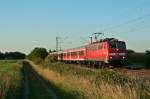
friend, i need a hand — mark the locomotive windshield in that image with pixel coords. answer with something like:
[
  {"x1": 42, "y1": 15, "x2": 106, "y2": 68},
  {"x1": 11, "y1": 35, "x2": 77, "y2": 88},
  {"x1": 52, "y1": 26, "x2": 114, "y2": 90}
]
[{"x1": 109, "y1": 42, "x2": 126, "y2": 49}]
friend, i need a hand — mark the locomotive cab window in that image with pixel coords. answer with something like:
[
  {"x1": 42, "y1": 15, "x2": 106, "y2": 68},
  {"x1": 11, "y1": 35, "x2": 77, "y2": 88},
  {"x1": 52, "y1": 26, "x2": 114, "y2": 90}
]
[
  {"x1": 117, "y1": 42, "x2": 126, "y2": 49},
  {"x1": 109, "y1": 43, "x2": 116, "y2": 49},
  {"x1": 109, "y1": 42, "x2": 126, "y2": 49}
]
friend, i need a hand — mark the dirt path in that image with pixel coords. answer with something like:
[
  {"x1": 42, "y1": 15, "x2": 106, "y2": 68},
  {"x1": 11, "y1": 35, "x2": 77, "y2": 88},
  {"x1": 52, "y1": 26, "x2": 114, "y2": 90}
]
[
  {"x1": 22, "y1": 61, "x2": 59, "y2": 99},
  {"x1": 22, "y1": 64, "x2": 29, "y2": 99}
]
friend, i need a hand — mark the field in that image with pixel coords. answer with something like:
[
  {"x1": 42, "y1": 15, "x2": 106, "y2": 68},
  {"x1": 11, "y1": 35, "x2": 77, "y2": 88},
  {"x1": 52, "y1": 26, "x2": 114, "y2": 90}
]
[
  {"x1": 0, "y1": 60, "x2": 149, "y2": 99},
  {"x1": 0, "y1": 60, "x2": 58, "y2": 99},
  {"x1": 0, "y1": 60, "x2": 22, "y2": 99},
  {"x1": 29, "y1": 60, "x2": 150, "y2": 99}
]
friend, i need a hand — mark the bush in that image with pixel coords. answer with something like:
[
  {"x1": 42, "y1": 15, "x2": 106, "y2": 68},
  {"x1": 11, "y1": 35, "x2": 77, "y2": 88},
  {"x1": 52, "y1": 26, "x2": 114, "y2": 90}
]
[
  {"x1": 44, "y1": 54, "x2": 57, "y2": 63},
  {"x1": 0, "y1": 52, "x2": 26, "y2": 60},
  {"x1": 127, "y1": 52, "x2": 146, "y2": 63},
  {"x1": 94, "y1": 69, "x2": 132, "y2": 85},
  {"x1": 145, "y1": 50, "x2": 150, "y2": 68},
  {"x1": 28, "y1": 47, "x2": 48, "y2": 63}
]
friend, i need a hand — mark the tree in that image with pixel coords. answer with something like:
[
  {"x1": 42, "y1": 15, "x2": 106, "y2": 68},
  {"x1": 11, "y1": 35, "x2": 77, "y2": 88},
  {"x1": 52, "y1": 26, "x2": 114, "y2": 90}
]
[
  {"x1": 49, "y1": 49, "x2": 56, "y2": 53},
  {"x1": 0, "y1": 51, "x2": 25, "y2": 60},
  {"x1": 127, "y1": 49, "x2": 135, "y2": 54},
  {"x1": 0, "y1": 52, "x2": 5, "y2": 59},
  {"x1": 145, "y1": 50, "x2": 150, "y2": 68},
  {"x1": 28, "y1": 47, "x2": 48, "y2": 63}
]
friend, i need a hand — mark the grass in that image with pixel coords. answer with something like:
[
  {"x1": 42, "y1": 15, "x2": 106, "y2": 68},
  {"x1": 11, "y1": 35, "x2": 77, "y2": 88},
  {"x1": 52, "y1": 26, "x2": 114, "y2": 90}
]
[
  {"x1": 29, "y1": 61, "x2": 85, "y2": 99},
  {"x1": 28, "y1": 60, "x2": 150, "y2": 99},
  {"x1": 0, "y1": 60, "x2": 23, "y2": 99}
]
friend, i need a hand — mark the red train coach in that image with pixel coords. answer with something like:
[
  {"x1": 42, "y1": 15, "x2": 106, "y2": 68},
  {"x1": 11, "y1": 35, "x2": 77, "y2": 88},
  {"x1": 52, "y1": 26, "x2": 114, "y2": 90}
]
[
  {"x1": 57, "y1": 38, "x2": 127, "y2": 66},
  {"x1": 58, "y1": 47, "x2": 86, "y2": 61}
]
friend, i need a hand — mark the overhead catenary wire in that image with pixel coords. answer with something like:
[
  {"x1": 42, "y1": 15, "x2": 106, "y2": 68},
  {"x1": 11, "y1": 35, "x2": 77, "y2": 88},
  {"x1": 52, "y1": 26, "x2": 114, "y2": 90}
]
[
  {"x1": 100, "y1": 0, "x2": 150, "y2": 33},
  {"x1": 102, "y1": 13, "x2": 150, "y2": 32}
]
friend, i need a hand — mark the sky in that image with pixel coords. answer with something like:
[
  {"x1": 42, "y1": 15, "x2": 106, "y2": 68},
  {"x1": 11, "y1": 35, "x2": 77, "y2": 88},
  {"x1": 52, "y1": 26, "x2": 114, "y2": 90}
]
[{"x1": 0, "y1": 0, "x2": 150, "y2": 54}]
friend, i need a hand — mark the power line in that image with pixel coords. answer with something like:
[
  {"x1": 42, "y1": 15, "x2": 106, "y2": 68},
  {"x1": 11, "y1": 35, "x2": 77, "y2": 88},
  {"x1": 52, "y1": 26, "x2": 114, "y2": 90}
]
[
  {"x1": 100, "y1": 0, "x2": 150, "y2": 32},
  {"x1": 102, "y1": 13, "x2": 150, "y2": 32}
]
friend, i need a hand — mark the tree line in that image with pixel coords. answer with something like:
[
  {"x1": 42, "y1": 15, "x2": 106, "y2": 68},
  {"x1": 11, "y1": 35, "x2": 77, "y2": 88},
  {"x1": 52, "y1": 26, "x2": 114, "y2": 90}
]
[
  {"x1": 0, "y1": 52, "x2": 26, "y2": 60},
  {"x1": 27, "y1": 47, "x2": 56, "y2": 64}
]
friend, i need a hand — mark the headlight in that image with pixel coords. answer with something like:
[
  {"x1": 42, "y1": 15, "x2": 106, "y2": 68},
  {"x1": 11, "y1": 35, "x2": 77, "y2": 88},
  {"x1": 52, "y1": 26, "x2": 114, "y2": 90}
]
[
  {"x1": 118, "y1": 53, "x2": 126, "y2": 56},
  {"x1": 123, "y1": 56, "x2": 126, "y2": 59}
]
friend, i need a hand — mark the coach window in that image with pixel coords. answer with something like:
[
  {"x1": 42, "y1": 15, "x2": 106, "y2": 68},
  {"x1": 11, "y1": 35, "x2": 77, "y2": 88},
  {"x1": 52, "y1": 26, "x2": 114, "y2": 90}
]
[
  {"x1": 93, "y1": 45, "x2": 96, "y2": 51},
  {"x1": 82, "y1": 51, "x2": 85, "y2": 55},
  {"x1": 67, "y1": 53, "x2": 69, "y2": 56},
  {"x1": 89, "y1": 45, "x2": 92, "y2": 51},
  {"x1": 98, "y1": 43, "x2": 102, "y2": 50},
  {"x1": 96, "y1": 44, "x2": 98, "y2": 50},
  {"x1": 94, "y1": 44, "x2": 97, "y2": 50},
  {"x1": 65, "y1": 53, "x2": 67, "y2": 57},
  {"x1": 79, "y1": 51, "x2": 81, "y2": 55},
  {"x1": 71, "y1": 52, "x2": 76, "y2": 56},
  {"x1": 87, "y1": 46, "x2": 91, "y2": 51},
  {"x1": 71, "y1": 52, "x2": 73, "y2": 56},
  {"x1": 79, "y1": 51, "x2": 84, "y2": 55}
]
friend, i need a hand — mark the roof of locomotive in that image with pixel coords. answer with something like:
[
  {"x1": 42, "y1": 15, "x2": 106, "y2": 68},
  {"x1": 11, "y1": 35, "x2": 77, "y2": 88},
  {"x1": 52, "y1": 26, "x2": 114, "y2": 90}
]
[{"x1": 88, "y1": 38, "x2": 125, "y2": 45}]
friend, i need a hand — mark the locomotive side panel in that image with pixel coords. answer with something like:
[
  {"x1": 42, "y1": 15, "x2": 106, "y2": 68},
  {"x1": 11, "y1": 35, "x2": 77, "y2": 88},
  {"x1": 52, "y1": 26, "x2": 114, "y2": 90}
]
[{"x1": 86, "y1": 42, "x2": 108, "y2": 62}]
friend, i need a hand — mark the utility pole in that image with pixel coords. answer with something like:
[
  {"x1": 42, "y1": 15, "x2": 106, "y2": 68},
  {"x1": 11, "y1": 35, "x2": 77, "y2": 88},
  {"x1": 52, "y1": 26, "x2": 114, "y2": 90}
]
[
  {"x1": 56, "y1": 36, "x2": 68, "y2": 52},
  {"x1": 56, "y1": 36, "x2": 59, "y2": 52},
  {"x1": 89, "y1": 36, "x2": 93, "y2": 44}
]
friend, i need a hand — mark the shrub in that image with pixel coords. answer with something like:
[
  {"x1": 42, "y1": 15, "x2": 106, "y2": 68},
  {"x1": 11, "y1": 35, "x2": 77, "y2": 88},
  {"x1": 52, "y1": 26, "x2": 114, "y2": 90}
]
[
  {"x1": 93, "y1": 69, "x2": 132, "y2": 85},
  {"x1": 44, "y1": 54, "x2": 57, "y2": 64},
  {"x1": 145, "y1": 50, "x2": 150, "y2": 68},
  {"x1": 28, "y1": 47, "x2": 48, "y2": 63}
]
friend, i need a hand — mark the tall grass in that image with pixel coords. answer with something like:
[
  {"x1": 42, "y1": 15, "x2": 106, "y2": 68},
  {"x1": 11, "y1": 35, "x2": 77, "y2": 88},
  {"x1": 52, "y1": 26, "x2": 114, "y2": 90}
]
[
  {"x1": 0, "y1": 60, "x2": 23, "y2": 99},
  {"x1": 28, "y1": 60, "x2": 150, "y2": 99}
]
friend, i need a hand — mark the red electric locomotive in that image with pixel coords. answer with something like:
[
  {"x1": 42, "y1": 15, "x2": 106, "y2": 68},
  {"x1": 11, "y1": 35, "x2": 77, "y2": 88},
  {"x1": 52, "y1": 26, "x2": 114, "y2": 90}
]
[{"x1": 57, "y1": 38, "x2": 127, "y2": 66}]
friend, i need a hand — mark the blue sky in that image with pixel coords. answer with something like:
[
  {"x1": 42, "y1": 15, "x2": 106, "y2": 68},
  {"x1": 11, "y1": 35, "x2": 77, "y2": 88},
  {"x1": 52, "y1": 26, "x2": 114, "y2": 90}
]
[{"x1": 0, "y1": 0, "x2": 150, "y2": 54}]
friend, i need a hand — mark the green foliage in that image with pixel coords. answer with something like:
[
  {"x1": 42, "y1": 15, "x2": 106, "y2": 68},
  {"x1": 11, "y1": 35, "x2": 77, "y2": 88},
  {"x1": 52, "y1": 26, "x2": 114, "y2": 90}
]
[
  {"x1": 42, "y1": 62, "x2": 94, "y2": 77},
  {"x1": 39, "y1": 62, "x2": 150, "y2": 99},
  {"x1": 42, "y1": 62, "x2": 132, "y2": 85},
  {"x1": 127, "y1": 49, "x2": 135, "y2": 54},
  {"x1": 145, "y1": 50, "x2": 150, "y2": 67},
  {"x1": 28, "y1": 47, "x2": 48, "y2": 63},
  {"x1": 93, "y1": 69, "x2": 132, "y2": 85},
  {"x1": 127, "y1": 52, "x2": 146, "y2": 63},
  {"x1": 0, "y1": 52, "x2": 5, "y2": 59},
  {"x1": 44, "y1": 54, "x2": 57, "y2": 63},
  {"x1": 0, "y1": 52, "x2": 25, "y2": 60},
  {"x1": 0, "y1": 60, "x2": 23, "y2": 99}
]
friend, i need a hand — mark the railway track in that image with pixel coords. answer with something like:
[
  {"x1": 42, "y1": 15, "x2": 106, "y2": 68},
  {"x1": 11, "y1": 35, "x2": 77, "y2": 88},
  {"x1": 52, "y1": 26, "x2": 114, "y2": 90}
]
[{"x1": 113, "y1": 67, "x2": 150, "y2": 78}]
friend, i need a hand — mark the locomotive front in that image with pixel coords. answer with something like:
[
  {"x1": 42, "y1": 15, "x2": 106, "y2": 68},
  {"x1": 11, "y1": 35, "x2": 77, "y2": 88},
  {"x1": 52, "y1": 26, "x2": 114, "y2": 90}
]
[{"x1": 108, "y1": 39, "x2": 127, "y2": 64}]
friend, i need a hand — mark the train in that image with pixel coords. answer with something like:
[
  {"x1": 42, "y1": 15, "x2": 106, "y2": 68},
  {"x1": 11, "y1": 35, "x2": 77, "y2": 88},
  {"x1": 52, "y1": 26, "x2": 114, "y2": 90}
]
[{"x1": 57, "y1": 38, "x2": 127, "y2": 67}]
